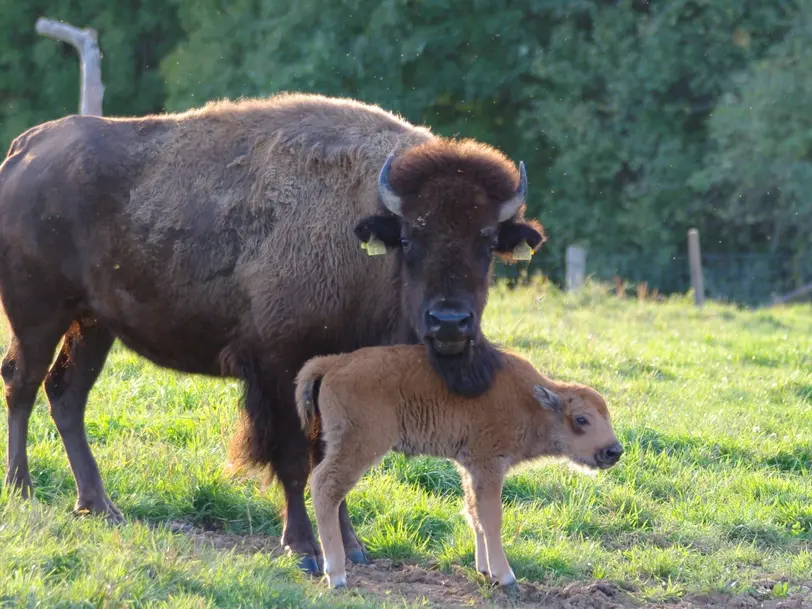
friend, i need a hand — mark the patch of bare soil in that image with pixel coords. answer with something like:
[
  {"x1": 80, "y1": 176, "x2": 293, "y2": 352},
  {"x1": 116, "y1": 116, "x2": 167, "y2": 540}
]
[{"x1": 167, "y1": 522, "x2": 811, "y2": 609}]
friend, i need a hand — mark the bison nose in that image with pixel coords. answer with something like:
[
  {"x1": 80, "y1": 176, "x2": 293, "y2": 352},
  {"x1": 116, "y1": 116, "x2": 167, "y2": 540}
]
[
  {"x1": 426, "y1": 309, "x2": 473, "y2": 337},
  {"x1": 597, "y1": 442, "x2": 624, "y2": 467}
]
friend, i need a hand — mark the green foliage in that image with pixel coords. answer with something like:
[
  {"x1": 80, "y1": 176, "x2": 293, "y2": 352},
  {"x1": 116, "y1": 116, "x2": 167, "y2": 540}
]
[
  {"x1": 692, "y1": 2, "x2": 812, "y2": 258},
  {"x1": 0, "y1": 282, "x2": 810, "y2": 604},
  {"x1": 125, "y1": 0, "x2": 812, "y2": 298},
  {"x1": 161, "y1": 0, "x2": 546, "y2": 161},
  {"x1": 518, "y1": 1, "x2": 799, "y2": 270},
  {"x1": 0, "y1": 0, "x2": 181, "y2": 153},
  {"x1": 2, "y1": 0, "x2": 811, "y2": 302}
]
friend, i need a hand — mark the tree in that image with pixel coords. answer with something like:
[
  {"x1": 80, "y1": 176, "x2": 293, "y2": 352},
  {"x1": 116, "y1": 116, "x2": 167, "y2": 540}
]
[
  {"x1": 0, "y1": 0, "x2": 182, "y2": 153},
  {"x1": 517, "y1": 0, "x2": 799, "y2": 278},
  {"x1": 692, "y1": 2, "x2": 812, "y2": 263}
]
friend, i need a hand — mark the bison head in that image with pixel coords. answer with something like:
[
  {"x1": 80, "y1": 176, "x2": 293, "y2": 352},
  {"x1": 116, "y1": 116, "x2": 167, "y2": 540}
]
[
  {"x1": 354, "y1": 139, "x2": 545, "y2": 397},
  {"x1": 533, "y1": 383, "x2": 623, "y2": 471}
]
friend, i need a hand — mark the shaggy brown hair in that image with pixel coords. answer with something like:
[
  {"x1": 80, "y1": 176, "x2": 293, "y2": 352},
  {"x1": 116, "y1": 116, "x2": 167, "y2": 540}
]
[
  {"x1": 296, "y1": 345, "x2": 622, "y2": 590},
  {"x1": 0, "y1": 92, "x2": 545, "y2": 575}
]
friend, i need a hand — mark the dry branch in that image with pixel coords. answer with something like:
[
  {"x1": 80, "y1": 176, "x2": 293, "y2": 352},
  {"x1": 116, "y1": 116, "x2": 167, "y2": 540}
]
[
  {"x1": 766, "y1": 282, "x2": 812, "y2": 308},
  {"x1": 35, "y1": 17, "x2": 104, "y2": 116}
]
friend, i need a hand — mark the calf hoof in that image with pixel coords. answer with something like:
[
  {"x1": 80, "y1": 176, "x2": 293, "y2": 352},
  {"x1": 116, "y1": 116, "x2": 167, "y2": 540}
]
[
  {"x1": 296, "y1": 554, "x2": 323, "y2": 576},
  {"x1": 346, "y1": 549, "x2": 369, "y2": 565},
  {"x1": 328, "y1": 576, "x2": 348, "y2": 590},
  {"x1": 501, "y1": 581, "x2": 520, "y2": 596}
]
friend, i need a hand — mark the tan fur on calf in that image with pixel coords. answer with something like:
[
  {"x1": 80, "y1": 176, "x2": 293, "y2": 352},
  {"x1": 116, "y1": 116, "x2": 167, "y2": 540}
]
[{"x1": 295, "y1": 345, "x2": 623, "y2": 590}]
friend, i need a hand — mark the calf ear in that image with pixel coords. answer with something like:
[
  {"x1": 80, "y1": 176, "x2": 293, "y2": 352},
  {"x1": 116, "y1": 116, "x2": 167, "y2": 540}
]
[
  {"x1": 496, "y1": 219, "x2": 546, "y2": 262},
  {"x1": 354, "y1": 215, "x2": 402, "y2": 254},
  {"x1": 533, "y1": 385, "x2": 563, "y2": 413}
]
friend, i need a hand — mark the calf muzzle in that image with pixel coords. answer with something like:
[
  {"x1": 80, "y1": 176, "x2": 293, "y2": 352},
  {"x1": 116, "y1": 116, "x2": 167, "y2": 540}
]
[{"x1": 595, "y1": 442, "x2": 623, "y2": 468}]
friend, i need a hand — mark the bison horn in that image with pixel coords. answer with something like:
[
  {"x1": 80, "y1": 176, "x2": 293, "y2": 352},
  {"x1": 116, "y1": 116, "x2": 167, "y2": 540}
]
[
  {"x1": 497, "y1": 161, "x2": 527, "y2": 223},
  {"x1": 377, "y1": 152, "x2": 403, "y2": 217}
]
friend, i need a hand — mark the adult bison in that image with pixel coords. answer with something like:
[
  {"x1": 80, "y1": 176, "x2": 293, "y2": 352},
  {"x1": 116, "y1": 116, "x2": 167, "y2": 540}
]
[{"x1": 0, "y1": 93, "x2": 544, "y2": 573}]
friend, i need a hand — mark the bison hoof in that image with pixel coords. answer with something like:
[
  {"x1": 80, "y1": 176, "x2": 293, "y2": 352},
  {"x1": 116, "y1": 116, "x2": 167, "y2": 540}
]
[
  {"x1": 4, "y1": 473, "x2": 33, "y2": 500},
  {"x1": 74, "y1": 495, "x2": 125, "y2": 525},
  {"x1": 346, "y1": 549, "x2": 369, "y2": 565},
  {"x1": 501, "y1": 581, "x2": 520, "y2": 596},
  {"x1": 297, "y1": 554, "x2": 323, "y2": 576}
]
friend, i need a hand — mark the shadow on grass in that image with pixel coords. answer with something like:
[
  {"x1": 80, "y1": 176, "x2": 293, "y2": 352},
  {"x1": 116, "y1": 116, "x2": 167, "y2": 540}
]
[
  {"x1": 777, "y1": 381, "x2": 812, "y2": 404},
  {"x1": 5, "y1": 460, "x2": 283, "y2": 537},
  {"x1": 625, "y1": 427, "x2": 811, "y2": 474}
]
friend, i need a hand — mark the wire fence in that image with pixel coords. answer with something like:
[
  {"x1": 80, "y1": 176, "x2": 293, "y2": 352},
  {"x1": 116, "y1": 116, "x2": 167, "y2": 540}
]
[
  {"x1": 586, "y1": 252, "x2": 812, "y2": 306},
  {"x1": 495, "y1": 250, "x2": 812, "y2": 307}
]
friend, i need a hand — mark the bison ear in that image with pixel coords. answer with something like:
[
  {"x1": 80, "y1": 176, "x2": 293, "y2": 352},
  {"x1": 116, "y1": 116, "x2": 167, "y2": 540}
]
[
  {"x1": 496, "y1": 219, "x2": 545, "y2": 262},
  {"x1": 354, "y1": 215, "x2": 402, "y2": 254},
  {"x1": 533, "y1": 385, "x2": 563, "y2": 413}
]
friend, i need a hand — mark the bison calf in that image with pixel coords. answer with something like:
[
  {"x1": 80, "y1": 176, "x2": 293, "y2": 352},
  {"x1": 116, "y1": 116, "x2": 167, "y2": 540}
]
[{"x1": 295, "y1": 345, "x2": 623, "y2": 590}]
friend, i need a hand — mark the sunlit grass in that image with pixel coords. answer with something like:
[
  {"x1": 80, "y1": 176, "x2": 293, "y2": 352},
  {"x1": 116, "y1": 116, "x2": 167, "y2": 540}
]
[{"x1": 0, "y1": 279, "x2": 809, "y2": 604}]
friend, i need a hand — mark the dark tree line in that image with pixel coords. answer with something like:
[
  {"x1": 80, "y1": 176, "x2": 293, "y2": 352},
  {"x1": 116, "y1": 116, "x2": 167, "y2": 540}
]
[{"x1": 2, "y1": 0, "x2": 809, "y2": 298}]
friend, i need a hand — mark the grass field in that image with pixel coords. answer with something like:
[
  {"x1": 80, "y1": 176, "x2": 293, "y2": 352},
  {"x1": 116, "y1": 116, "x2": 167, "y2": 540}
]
[{"x1": 0, "y1": 280, "x2": 810, "y2": 608}]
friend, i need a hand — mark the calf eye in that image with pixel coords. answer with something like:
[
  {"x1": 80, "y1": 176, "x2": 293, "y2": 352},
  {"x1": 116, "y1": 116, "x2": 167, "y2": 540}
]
[{"x1": 575, "y1": 416, "x2": 590, "y2": 427}]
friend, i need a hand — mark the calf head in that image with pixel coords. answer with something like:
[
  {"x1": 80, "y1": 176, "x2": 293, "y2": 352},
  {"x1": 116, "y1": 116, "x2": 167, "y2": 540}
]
[
  {"x1": 534, "y1": 384, "x2": 623, "y2": 470},
  {"x1": 354, "y1": 140, "x2": 545, "y2": 397}
]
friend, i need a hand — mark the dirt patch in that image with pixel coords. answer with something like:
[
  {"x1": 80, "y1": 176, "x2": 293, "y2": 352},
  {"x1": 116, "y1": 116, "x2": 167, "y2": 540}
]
[
  {"x1": 349, "y1": 565, "x2": 631, "y2": 609},
  {"x1": 167, "y1": 522, "x2": 811, "y2": 609},
  {"x1": 659, "y1": 592, "x2": 812, "y2": 609}
]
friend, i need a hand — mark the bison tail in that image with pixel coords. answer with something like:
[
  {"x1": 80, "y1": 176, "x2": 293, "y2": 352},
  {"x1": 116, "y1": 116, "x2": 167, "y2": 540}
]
[{"x1": 294, "y1": 355, "x2": 341, "y2": 435}]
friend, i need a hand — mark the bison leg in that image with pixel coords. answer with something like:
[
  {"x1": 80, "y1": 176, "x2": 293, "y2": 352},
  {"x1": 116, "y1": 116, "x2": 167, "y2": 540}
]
[
  {"x1": 3, "y1": 318, "x2": 72, "y2": 498},
  {"x1": 44, "y1": 321, "x2": 119, "y2": 522},
  {"x1": 278, "y1": 456, "x2": 323, "y2": 575},
  {"x1": 241, "y1": 366, "x2": 323, "y2": 574},
  {"x1": 337, "y1": 500, "x2": 369, "y2": 565}
]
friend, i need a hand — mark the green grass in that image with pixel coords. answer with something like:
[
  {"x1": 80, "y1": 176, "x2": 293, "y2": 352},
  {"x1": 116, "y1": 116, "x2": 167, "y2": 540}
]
[{"x1": 0, "y1": 279, "x2": 810, "y2": 606}]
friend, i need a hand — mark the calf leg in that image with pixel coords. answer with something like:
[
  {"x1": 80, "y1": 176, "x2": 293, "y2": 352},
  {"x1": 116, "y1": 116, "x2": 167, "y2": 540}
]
[
  {"x1": 43, "y1": 321, "x2": 118, "y2": 522},
  {"x1": 3, "y1": 318, "x2": 72, "y2": 497},
  {"x1": 310, "y1": 438, "x2": 377, "y2": 590},
  {"x1": 310, "y1": 458, "x2": 350, "y2": 589},
  {"x1": 310, "y1": 431, "x2": 369, "y2": 564},
  {"x1": 459, "y1": 466, "x2": 489, "y2": 576},
  {"x1": 465, "y1": 461, "x2": 516, "y2": 588}
]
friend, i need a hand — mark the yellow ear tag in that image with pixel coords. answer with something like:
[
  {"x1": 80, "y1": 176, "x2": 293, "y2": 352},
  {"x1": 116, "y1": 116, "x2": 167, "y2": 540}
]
[
  {"x1": 360, "y1": 234, "x2": 387, "y2": 256},
  {"x1": 512, "y1": 240, "x2": 533, "y2": 261}
]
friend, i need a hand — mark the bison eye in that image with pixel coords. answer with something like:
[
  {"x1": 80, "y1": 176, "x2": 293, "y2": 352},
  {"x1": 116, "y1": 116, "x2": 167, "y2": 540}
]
[
  {"x1": 400, "y1": 237, "x2": 413, "y2": 253},
  {"x1": 575, "y1": 416, "x2": 590, "y2": 427}
]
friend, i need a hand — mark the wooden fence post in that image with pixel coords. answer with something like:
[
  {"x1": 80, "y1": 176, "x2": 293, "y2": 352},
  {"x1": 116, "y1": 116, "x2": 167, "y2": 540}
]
[
  {"x1": 566, "y1": 245, "x2": 587, "y2": 292},
  {"x1": 687, "y1": 228, "x2": 705, "y2": 307},
  {"x1": 36, "y1": 18, "x2": 104, "y2": 116}
]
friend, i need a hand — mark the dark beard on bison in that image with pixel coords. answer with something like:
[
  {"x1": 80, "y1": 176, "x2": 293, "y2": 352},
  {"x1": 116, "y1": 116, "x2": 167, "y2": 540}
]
[
  {"x1": 426, "y1": 338, "x2": 502, "y2": 398},
  {"x1": 429, "y1": 337, "x2": 469, "y2": 356}
]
